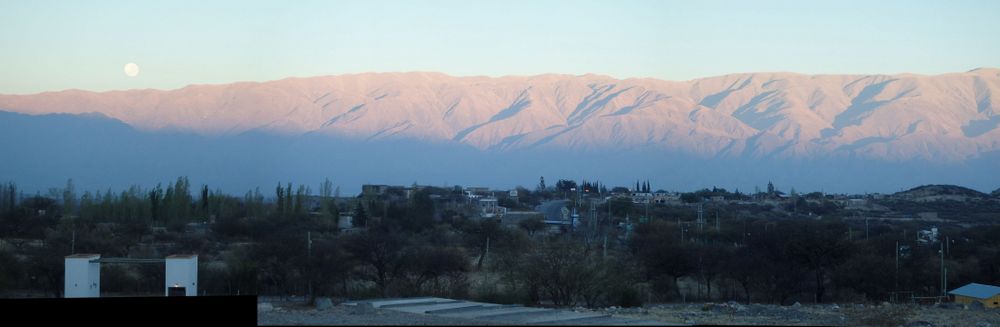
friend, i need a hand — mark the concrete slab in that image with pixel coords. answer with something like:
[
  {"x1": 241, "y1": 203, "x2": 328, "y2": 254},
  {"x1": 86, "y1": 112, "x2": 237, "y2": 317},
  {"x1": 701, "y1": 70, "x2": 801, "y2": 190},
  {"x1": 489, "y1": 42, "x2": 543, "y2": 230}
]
[
  {"x1": 439, "y1": 306, "x2": 550, "y2": 320},
  {"x1": 342, "y1": 297, "x2": 685, "y2": 326},
  {"x1": 391, "y1": 301, "x2": 487, "y2": 314},
  {"x1": 616, "y1": 319, "x2": 685, "y2": 326},
  {"x1": 532, "y1": 316, "x2": 675, "y2": 325},
  {"x1": 369, "y1": 298, "x2": 457, "y2": 308},
  {"x1": 425, "y1": 303, "x2": 506, "y2": 314},
  {"x1": 342, "y1": 297, "x2": 440, "y2": 307},
  {"x1": 434, "y1": 304, "x2": 529, "y2": 317}
]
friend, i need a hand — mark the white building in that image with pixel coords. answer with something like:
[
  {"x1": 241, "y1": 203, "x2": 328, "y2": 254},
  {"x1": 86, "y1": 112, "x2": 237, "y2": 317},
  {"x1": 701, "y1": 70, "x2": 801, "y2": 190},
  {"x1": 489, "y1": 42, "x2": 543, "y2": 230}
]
[
  {"x1": 917, "y1": 227, "x2": 939, "y2": 245},
  {"x1": 165, "y1": 255, "x2": 198, "y2": 296},
  {"x1": 64, "y1": 254, "x2": 100, "y2": 298},
  {"x1": 64, "y1": 253, "x2": 199, "y2": 298},
  {"x1": 338, "y1": 214, "x2": 354, "y2": 230}
]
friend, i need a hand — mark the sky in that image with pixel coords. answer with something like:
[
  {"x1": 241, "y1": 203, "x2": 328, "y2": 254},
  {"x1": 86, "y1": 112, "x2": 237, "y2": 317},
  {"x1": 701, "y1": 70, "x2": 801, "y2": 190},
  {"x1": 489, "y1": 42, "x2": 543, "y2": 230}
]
[{"x1": 1, "y1": 0, "x2": 999, "y2": 94}]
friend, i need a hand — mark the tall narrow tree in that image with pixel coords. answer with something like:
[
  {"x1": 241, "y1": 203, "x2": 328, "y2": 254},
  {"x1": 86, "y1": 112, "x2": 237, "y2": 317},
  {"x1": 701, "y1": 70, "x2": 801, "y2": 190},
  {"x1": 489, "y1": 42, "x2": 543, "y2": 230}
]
[
  {"x1": 62, "y1": 179, "x2": 76, "y2": 216},
  {"x1": 275, "y1": 183, "x2": 285, "y2": 217}
]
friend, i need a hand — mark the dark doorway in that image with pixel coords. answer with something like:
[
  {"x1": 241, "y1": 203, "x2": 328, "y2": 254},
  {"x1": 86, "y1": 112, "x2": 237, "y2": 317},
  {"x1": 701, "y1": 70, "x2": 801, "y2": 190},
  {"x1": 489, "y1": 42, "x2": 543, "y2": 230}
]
[{"x1": 168, "y1": 286, "x2": 186, "y2": 297}]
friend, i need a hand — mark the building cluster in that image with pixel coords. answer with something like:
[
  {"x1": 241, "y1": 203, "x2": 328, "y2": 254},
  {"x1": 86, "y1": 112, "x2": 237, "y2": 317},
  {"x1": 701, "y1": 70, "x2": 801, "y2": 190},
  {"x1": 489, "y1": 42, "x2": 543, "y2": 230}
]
[{"x1": 335, "y1": 184, "x2": 528, "y2": 232}]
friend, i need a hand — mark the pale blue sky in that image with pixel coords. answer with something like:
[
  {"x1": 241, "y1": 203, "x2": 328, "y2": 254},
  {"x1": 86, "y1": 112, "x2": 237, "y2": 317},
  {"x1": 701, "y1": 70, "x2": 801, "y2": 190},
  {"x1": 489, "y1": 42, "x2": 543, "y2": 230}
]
[{"x1": 1, "y1": 0, "x2": 998, "y2": 94}]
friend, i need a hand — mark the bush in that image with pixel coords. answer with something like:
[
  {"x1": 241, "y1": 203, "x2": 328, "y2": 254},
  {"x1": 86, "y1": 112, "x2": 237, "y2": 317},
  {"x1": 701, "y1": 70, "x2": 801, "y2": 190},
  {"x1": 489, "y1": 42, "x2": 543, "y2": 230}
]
[
  {"x1": 473, "y1": 283, "x2": 527, "y2": 305},
  {"x1": 608, "y1": 286, "x2": 643, "y2": 308}
]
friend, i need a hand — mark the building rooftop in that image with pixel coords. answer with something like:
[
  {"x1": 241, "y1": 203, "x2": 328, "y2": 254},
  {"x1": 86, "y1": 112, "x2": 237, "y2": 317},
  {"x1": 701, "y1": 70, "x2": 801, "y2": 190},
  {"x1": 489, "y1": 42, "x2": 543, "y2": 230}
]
[
  {"x1": 65, "y1": 254, "x2": 100, "y2": 258},
  {"x1": 949, "y1": 283, "x2": 1000, "y2": 299},
  {"x1": 166, "y1": 254, "x2": 198, "y2": 259}
]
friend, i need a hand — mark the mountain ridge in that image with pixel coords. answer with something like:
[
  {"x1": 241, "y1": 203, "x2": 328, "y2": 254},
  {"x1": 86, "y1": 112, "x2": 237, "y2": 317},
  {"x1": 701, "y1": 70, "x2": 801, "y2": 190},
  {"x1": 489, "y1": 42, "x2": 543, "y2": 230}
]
[
  {"x1": 2, "y1": 69, "x2": 999, "y2": 162},
  {"x1": 2, "y1": 109, "x2": 999, "y2": 195}
]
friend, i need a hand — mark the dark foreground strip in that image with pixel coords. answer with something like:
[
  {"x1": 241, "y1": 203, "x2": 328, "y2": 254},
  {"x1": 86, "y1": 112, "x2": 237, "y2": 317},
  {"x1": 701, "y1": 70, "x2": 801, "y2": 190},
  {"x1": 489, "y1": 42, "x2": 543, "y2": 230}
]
[{"x1": 0, "y1": 296, "x2": 256, "y2": 326}]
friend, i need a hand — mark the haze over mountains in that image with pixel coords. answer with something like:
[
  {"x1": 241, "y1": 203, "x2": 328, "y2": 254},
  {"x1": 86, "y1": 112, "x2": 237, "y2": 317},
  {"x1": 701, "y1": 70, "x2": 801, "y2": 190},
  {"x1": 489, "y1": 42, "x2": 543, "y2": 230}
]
[{"x1": 2, "y1": 69, "x2": 999, "y2": 194}]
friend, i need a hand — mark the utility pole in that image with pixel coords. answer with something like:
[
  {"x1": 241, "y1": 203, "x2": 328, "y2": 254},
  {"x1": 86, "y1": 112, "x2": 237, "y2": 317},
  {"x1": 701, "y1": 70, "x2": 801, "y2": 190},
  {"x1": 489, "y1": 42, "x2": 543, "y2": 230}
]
[
  {"x1": 697, "y1": 202, "x2": 704, "y2": 232},
  {"x1": 865, "y1": 216, "x2": 869, "y2": 241},
  {"x1": 590, "y1": 201, "x2": 597, "y2": 230},
  {"x1": 945, "y1": 236, "x2": 950, "y2": 258},
  {"x1": 742, "y1": 215, "x2": 747, "y2": 245},
  {"x1": 895, "y1": 241, "x2": 899, "y2": 292},
  {"x1": 484, "y1": 236, "x2": 490, "y2": 267},
  {"x1": 484, "y1": 236, "x2": 491, "y2": 286},
  {"x1": 603, "y1": 234, "x2": 608, "y2": 259},
  {"x1": 71, "y1": 230, "x2": 75, "y2": 254},
  {"x1": 644, "y1": 200, "x2": 649, "y2": 223},
  {"x1": 940, "y1": 241, "x2": 945, "y2": 297},
  {"x1": 944, "y1": 267, "x2": 948, "y2": 298},
  {"x1": 715, "y1": 211, "x2": 720, "y2": 232},
  {"x1": 307, "y1": 231, "x2": 313, "y2": 302}
]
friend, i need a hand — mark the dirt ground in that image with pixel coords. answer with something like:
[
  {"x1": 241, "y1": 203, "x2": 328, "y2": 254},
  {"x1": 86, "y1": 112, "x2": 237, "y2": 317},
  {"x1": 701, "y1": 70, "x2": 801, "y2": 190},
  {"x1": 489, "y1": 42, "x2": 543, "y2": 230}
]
[
  {"x1": 257, "y1": 302, "x2": 501, "y2": 326},
  {"x1": 608, "y1": 302, "x2": 1000, "y2": 326},
  {"x1": 257, "y1": 300, "x2": 1000, "y2": 326}
]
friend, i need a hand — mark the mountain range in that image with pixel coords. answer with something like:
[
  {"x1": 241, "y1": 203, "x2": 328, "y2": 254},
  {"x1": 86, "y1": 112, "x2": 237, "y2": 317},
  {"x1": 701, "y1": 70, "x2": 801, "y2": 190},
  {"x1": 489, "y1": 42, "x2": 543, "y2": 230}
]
[{"x1": 1, "y1": 69, "x2": 999, "y2": 194}]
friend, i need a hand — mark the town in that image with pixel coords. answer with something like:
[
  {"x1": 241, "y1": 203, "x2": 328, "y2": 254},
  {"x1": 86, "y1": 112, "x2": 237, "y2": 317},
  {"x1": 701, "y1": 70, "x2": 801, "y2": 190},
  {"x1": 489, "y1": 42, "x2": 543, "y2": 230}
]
[{"x1": 1, "y1": 178, "x2": 999, "y2": 325}]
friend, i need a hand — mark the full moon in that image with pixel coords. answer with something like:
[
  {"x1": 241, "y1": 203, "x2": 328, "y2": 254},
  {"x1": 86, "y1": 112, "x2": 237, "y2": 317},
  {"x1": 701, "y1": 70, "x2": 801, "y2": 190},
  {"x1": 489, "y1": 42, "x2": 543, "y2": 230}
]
[{"x1": 124, "y1": 63, "x2": 139, "y2": 77}]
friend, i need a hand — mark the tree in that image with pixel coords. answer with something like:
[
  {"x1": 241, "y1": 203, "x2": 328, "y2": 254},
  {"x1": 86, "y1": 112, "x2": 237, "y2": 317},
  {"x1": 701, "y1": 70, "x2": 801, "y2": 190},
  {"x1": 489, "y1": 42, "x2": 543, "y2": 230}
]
[
  {"x1": 555, "y1": 179, "x2": 577, "y2": 192},
  {"x1": 285, "y1": 183, "x2": 293, "y2": 216},
  {"x1": 244, "y1": 187, "x2": 264, "y2": 219},
  {"x1": 62, "y1": 179, "x2": 76, "y2": 216},
  {"x1": 464, "y1": 218, "x2": 505, "y2": 270},
  {"x1": 726, "y1": 247, "x2": 762, "y2": 304},
  {"x1": 833, "y1": 252, "x2": 894, "y2": 301},
  {"x1": 395, "y1": 188, "x2": 434, "y2": 232},
  {"x1": 0, "y1": 250, "x2": 22, "y2": 292},
  {"x1": 767, "y1": 181, "x2": 775, "y2": 195},
  {"x1": 680, "y1": 192, "x2": 701, "y2": 203},
  {"x1": 513, "y1": 240, "x2": 607, "y2": 307},
  {"x1": 344, "y1": 226, "x2": 410, "y2": 296},
  {"x1": 146, "y1": 184, "x2": 162, "y2": 223},
  {"x1": 399, "y1": 246, "x2": 469, "y2": 297},
  {"x1": 200, "y1": 185, "x2": 210, "y2": 214},
  {"x1": 518, "y1": 217, "x2": 547, "y2": 236},
  {"x1": 275, "y1": 183, "x2": 285, "y2": 217},
  {"x1": 320, "y1": 178, "x2": 335, "y2": 217},
  {"x1": 785, "y1": 220, "x2": 851, "y2": 303},
  {"x1": 353, "y1": 201, "x2": 368, "y2": 228},
  {"x1": 631, "y1": 221, "x2": 695, "y2": 300},
  {"x1": 696, "y1": 244, "x2": 732, "y2": 301},
  {"x1": 609, "y1": 197, "x2": 634, "y2": 218},
  {"x1": 0, "y1": 182, "x2": 19, "y2": 215},
  {"x1": 293, "y1": 184, "x2": 309, "y2": 215},
  {"x1": 537, "y1": 176, "x2": 546, "y2": 192},
  {"x1": 172, "y1": 176, "x2": 192, "y2": 223},
  {"x1": 305, "y1": 236, "x2": 355, "y2": 300}
]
